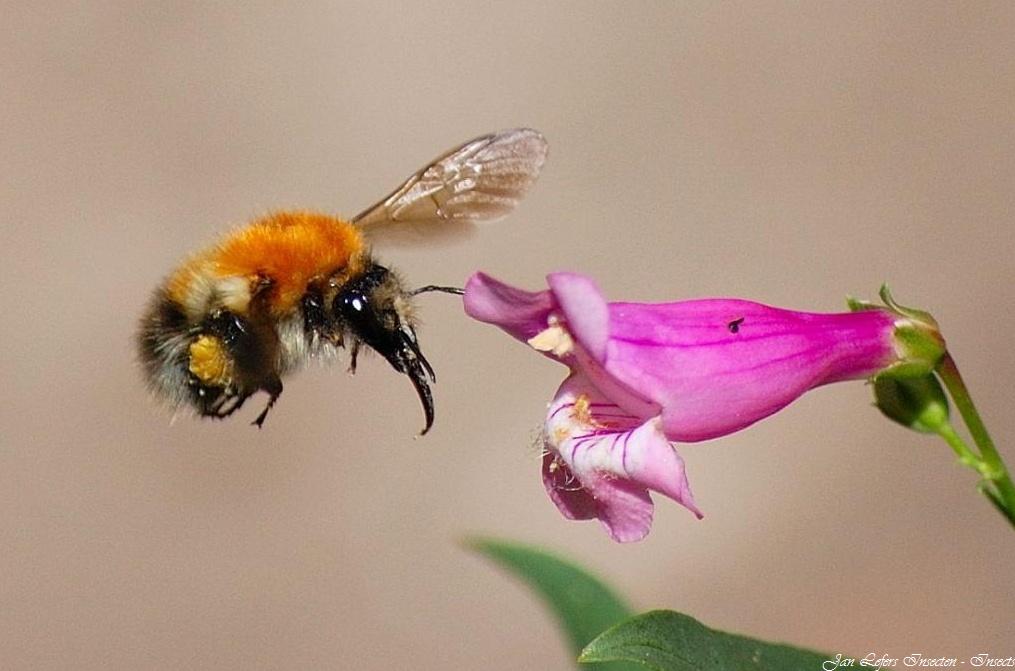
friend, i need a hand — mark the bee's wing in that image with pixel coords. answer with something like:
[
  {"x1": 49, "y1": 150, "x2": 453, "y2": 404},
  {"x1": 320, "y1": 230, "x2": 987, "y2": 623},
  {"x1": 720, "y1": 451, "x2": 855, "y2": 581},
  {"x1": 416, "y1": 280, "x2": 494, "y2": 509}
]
[{"x1": 351, "y1": 128, "x2": 547, "y2": 245}]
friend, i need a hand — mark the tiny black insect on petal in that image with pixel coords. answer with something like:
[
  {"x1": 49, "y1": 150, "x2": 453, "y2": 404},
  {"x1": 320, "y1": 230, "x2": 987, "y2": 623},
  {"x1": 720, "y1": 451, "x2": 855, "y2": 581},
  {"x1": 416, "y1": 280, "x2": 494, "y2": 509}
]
[{"x1": 727, "y1": 317, "x2": 745, "y2": 334}]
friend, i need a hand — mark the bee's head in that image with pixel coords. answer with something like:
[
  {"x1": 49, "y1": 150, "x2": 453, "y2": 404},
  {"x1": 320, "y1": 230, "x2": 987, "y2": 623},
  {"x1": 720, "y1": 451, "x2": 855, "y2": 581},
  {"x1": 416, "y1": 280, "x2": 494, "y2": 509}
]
[{"x1": 334, "y1": 264, "x2": 436, "y2": 434}]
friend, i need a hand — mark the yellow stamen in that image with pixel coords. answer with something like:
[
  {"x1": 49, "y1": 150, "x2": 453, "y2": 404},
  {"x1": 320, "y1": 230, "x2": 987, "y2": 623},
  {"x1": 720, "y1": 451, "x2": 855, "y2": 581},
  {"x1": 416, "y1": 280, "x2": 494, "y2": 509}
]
[
  {"x1": 527, "y1": 315, "x2": 574, "y2": 356},
  {"x1": 573, "y1": 393, "x2": 593, "y2": 425}
]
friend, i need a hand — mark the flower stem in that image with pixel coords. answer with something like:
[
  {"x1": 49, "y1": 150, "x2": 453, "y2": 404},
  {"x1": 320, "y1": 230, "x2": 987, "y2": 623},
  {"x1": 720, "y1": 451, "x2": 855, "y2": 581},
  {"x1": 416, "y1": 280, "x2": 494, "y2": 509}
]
[
  {"x1": 936, "y1": 352, "x2": 1015, "y2": 528},
  {"x1": 981, "y1": 485, "x2": 1015, "y2": 527},
  {"x1": 935, "y1": 423, "x2": 981, "y2": 471}
]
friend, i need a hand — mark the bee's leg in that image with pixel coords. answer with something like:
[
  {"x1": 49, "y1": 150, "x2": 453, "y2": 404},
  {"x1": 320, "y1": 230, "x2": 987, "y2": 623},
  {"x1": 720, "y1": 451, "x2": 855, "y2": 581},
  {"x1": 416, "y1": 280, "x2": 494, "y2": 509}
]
[
  {"x1": 187, "y1": 309, "x2": 260, "y2": 421},
  {"x1": 252, "y1": 375, "x2": 283, "y2": 429},
  {"x1": 190, "y1": 379, "x2": 236, "y2": 418},
  {"x1": 207, "y1": 389, "x2": 250, "y2": 419},
  {"x1": 348, "y1": 340, "x2": 360, "y2": 374},
  {"x1": 189, "y1": 373, "x2": 226, "y2": 415}
]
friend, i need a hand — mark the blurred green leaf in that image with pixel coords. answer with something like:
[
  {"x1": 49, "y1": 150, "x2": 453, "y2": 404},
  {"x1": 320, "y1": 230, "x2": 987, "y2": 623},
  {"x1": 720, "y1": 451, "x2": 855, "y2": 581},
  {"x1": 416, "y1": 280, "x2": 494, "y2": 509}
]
[
  {"x1": 466, "y1": 536, "x2": 640, "y2": 671},
  {"x1": 580, "y1": 610, "x2": 831, "y2": 671}
]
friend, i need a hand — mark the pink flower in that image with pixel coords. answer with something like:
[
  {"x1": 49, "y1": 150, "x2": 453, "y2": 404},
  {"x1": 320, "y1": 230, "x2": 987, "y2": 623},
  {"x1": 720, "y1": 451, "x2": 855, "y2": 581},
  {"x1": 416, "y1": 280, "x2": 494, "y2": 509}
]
[{"x1": 464, "y1": 272, "x2": 906, "y2": 542}]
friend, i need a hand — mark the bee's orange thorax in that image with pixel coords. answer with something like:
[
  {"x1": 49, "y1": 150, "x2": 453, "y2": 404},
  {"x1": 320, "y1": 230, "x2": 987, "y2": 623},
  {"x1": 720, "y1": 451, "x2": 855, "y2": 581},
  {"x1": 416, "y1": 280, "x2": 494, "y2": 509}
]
[{"x1": 168, "y1": 211, "x2": 366, "y2": 317}]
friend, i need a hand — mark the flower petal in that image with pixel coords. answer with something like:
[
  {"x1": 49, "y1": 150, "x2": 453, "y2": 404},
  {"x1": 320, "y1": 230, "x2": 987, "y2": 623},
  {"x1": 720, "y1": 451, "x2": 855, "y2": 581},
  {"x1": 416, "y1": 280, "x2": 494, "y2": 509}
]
[
  {"x1": 466, "y1": 271, "x2": 910, "y2": 540},
  {"x1": 579, "y1": 473, "x2": 655, "y2": 543},
  {"x1": 463, "y1": 272, "x2": 554, "y2": 343},
  {"x1": 546, "y1": 272, "x2": 609, "y2": 362},
  {"x1": 543, "y1": 373, "x2": 699, "y2": 542},
  {"x1": 541, "y1": 452, "x2": 598, "y2": 521},
  {"x1": 602, "y1": 299, "x2": 897, "y2": 441},
  {"x1": 620, "y1": 417, "x2": 702, "y2": 519}
]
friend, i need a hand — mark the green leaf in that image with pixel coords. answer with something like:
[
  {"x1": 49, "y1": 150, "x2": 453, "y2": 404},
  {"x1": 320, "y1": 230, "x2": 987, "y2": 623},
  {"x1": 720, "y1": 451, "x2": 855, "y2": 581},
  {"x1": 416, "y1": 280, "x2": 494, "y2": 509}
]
[
  {"x1": 466, "y1": 536, "x2": 640, "y2": 671},
  {"x1": 580, "y1": 610, "x2": 832, "y2": 671}
]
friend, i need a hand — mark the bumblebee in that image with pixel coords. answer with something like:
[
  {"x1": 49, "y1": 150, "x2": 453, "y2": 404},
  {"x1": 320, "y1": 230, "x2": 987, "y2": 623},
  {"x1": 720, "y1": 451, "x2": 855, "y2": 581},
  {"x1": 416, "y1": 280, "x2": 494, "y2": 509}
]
[{"x1": 138, "y1": 128, "x2": 547, "y2": 433}]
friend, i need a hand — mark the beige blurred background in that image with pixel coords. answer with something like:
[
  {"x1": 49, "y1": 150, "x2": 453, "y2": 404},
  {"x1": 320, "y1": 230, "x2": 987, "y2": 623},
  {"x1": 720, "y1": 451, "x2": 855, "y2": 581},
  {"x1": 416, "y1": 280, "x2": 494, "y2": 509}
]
[{"x1": 3, "y1": 2, "x2": 1014, "y2": 669}]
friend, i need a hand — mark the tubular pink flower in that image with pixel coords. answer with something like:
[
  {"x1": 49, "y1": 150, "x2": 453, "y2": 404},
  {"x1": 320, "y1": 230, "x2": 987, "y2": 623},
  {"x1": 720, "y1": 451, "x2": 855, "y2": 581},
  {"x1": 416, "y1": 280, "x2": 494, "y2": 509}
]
[{"x1": 464, "y1": 271, "x2": 902, "y2": 541}]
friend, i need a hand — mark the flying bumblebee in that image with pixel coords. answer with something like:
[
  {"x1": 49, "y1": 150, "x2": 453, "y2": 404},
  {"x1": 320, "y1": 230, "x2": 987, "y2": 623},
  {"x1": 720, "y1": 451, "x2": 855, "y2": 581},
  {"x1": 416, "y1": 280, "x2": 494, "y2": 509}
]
[{"x1": 138, "y1": 128, "x2": 547, "y2": 433}]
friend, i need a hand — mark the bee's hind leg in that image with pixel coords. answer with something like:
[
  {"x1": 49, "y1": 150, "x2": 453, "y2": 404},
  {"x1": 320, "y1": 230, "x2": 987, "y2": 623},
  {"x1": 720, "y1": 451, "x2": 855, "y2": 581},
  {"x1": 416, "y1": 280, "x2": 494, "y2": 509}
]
[
  {"x1": 252, "y1": 376, "x2": 283, "y2": 429},
  {"x1": 211, "y1": 391, "x2": 250, "y2": 419},
  {"x1": 195, "y1": 383, "x2": 250, "y2": 420}
]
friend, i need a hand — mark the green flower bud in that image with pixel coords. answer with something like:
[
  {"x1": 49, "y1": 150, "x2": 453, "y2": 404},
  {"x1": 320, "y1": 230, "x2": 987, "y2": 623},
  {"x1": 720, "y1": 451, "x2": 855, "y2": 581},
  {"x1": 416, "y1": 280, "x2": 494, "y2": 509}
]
[{"x1": 872, "y1": 373, "x2": 950, "y2": 434}]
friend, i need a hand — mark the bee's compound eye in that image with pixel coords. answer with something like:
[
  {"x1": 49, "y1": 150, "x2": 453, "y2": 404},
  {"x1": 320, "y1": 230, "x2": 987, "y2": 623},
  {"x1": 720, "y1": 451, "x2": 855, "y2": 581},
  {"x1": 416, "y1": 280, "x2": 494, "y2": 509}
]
[
  {"x1": 336, "y1": 291, "x2": 380, "y2": 336},
  {"x1": 337, "y1": 291, "x2": 368, "y2": 318}
]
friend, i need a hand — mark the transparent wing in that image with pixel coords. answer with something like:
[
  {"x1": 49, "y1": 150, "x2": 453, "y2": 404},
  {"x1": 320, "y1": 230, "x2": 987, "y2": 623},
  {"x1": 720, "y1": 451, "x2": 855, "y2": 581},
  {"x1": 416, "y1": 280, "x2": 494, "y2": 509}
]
[{"x1": 352, "y1": 128, "x2": 547, "y2": 245}]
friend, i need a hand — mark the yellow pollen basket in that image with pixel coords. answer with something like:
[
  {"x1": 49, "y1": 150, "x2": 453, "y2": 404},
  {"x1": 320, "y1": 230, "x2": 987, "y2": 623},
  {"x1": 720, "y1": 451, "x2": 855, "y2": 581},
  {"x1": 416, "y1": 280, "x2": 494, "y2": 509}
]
[{"x1": 188, "y1": 335, "x2": 232, "y2": 386}]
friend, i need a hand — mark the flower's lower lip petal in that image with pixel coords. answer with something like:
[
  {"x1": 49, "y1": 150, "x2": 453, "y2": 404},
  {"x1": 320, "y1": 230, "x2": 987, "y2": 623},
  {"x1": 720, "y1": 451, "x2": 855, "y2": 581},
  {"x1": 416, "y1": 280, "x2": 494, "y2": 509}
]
[
  {"x1": 463, "y1": 272, "x2": 555, "y2": 344},
  {"x1": 541, "y1": 453, "x2": 598, "y2": 521},
  {"x1": 580, "y1": 474, "x2": 654, "y2": 542},
  {"x1": 544, "y1": 375, "x2": 700, "y2": 541},
  {"x1": 543, "y1": 455, "x2": 656, "y2": 542},
  {"x1": 624, "y1": 418, "x2": 703, "y2": 519}
]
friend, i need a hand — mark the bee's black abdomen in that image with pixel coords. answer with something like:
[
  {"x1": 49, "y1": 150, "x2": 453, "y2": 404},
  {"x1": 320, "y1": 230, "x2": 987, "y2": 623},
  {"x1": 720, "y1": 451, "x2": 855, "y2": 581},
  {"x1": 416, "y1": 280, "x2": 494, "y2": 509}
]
[
  {"x1": 137, "y1": 290, "x2": 194, "y2": 407},
  {"x1": 138, "y1": 293, "x2": 187, "y2": 362}
]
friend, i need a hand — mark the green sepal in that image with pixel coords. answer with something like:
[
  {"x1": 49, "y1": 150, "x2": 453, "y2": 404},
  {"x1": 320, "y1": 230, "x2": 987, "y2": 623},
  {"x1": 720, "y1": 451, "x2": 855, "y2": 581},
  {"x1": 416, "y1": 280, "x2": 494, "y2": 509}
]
[
  {"x1": 872, "y1": 372, "x2": 950, "y2": 434},
  {"x1": 879, "y1": 285, "x2": 939, "y2": 327},
  {"x1": 846, "y1": 295, "x2": 880, "y2": 312},
  {"x1": 891, "y1": 323, "x2": 946, "y2": 374},
  {"x1": 847, "y1": 285, "x2": 946, "y2": 372}
]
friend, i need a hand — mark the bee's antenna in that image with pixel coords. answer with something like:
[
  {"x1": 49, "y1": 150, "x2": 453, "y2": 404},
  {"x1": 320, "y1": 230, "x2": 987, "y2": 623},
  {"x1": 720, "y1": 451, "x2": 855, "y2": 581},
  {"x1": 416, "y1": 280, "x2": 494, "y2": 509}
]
[{"x1": 409, "y1": 285, "x2": 464, "y2": 297}]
